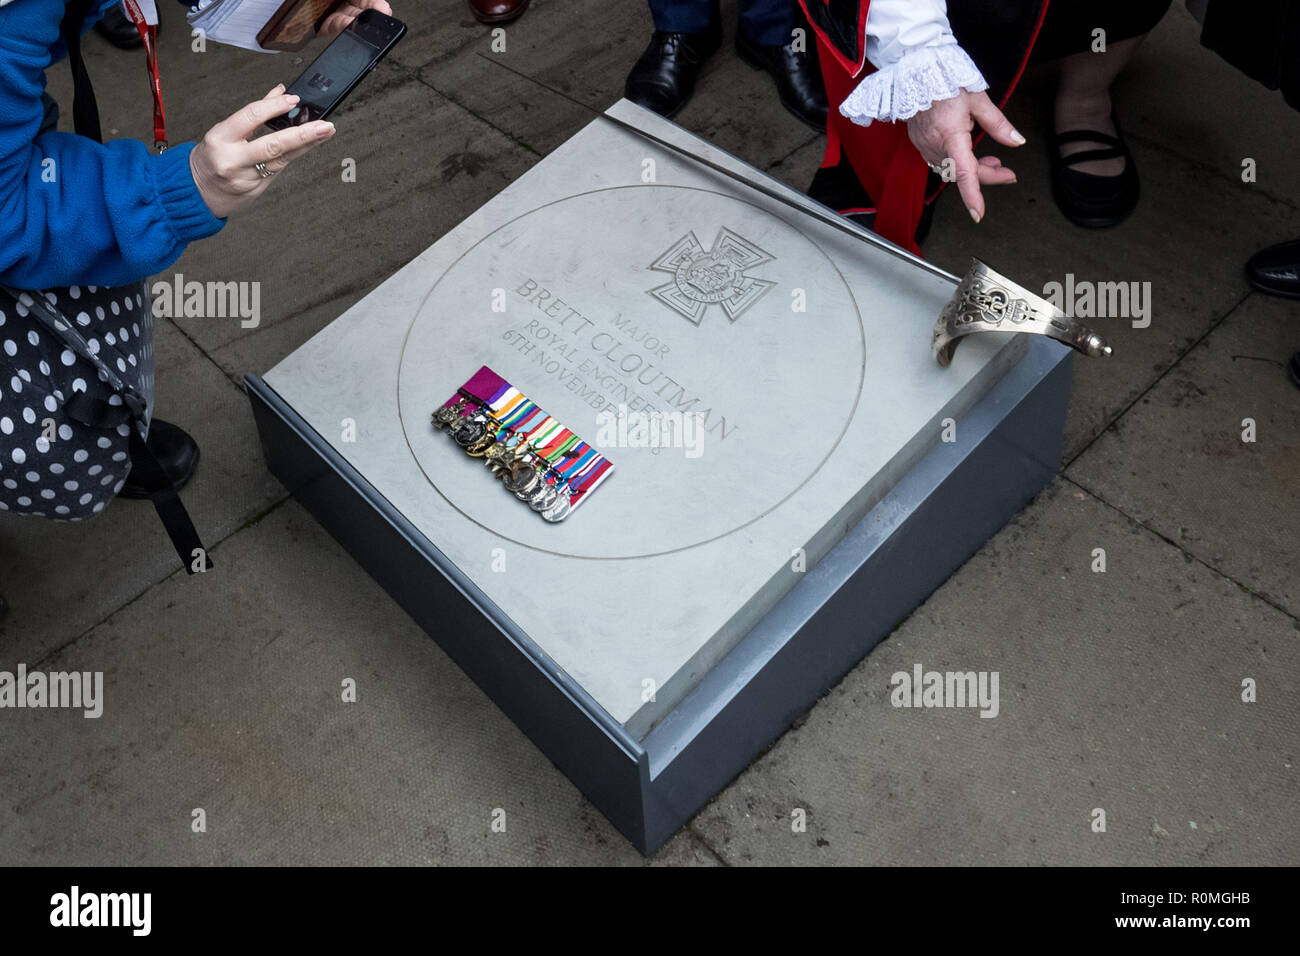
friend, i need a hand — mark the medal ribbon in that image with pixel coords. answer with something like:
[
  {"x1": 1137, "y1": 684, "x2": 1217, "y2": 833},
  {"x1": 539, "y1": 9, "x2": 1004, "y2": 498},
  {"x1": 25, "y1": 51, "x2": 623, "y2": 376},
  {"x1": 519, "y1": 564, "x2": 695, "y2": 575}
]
[{"x1": 451, "y1": 367, "x2": 615, "y2": 509}]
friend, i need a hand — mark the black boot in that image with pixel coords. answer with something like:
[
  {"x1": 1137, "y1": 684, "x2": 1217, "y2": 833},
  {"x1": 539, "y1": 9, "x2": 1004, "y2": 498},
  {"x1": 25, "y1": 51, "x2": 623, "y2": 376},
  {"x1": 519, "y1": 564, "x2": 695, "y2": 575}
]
[
  {"x1": 807, "y1": 154, "x2": 938, "y2": 246},
  {"x1": 1246, "y1": 238, "x2": 1300, "y2": 299},
  {"x1": 94, "y1": 3, "x2": 145, "y2": 50},
  {"x1": 735, "y1": 26, "x2": 828, "y2": 131},
  {"x1": 119, "y1": 420, "x2": 200, "y2": 499},
  {"x1": 625, "y1": 14, "x2": 723, "y2": 119}
]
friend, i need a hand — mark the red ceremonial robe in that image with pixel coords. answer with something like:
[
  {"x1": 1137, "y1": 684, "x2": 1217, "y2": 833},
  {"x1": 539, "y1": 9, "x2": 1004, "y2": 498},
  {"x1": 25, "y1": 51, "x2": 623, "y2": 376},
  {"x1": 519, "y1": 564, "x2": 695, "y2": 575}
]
[{"x1": 799, "y1": 0, "x2": 1050, "y2": 255}]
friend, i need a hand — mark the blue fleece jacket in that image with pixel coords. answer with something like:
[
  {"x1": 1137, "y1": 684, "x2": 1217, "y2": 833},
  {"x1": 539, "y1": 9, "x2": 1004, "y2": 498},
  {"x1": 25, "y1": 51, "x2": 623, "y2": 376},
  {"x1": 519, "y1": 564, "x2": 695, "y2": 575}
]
[{"x1": 0, "y1": 0, "x2": 224, "y2": 289}]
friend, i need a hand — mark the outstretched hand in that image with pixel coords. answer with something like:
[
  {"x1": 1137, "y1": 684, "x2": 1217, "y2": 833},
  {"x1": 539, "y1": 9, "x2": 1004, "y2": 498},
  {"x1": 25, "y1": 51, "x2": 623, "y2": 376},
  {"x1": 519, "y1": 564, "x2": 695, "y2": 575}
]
[
  {"x1": 190, "y1": 85, "x2": 336, "y2": 220},
  {"x1": 906, "y1": 90, "x2": 1025, "y2": 223}
]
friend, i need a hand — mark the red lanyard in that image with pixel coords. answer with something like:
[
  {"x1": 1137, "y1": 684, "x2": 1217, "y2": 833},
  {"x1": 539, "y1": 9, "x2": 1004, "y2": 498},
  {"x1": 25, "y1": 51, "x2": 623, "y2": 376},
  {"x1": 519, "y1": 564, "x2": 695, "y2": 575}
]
[{"x1": 120, "y1": 0, "x2": 167, "y2": 151}]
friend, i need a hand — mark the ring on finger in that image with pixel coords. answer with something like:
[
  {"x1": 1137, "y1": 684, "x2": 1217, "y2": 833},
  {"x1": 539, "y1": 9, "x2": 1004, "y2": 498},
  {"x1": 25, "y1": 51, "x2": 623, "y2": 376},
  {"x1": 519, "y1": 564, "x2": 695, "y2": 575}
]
[{"x1": 254, "y1": 162, "x2": 274, "y2": 179}]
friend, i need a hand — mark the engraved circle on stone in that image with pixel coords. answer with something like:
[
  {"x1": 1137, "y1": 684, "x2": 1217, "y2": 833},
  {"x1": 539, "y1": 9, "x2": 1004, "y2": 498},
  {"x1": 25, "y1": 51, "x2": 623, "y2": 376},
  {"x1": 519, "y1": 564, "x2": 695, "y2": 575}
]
[{"x1": 396, "y1": 185, "x2": 866, "y2": 560}]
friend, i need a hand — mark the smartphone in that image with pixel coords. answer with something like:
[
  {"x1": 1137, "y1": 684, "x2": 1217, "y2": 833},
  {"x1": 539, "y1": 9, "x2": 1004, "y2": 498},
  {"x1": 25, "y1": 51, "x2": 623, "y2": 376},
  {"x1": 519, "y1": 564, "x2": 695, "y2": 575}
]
[{"x1": 265, "y1": 10, "x2": 406, "y2": 131}]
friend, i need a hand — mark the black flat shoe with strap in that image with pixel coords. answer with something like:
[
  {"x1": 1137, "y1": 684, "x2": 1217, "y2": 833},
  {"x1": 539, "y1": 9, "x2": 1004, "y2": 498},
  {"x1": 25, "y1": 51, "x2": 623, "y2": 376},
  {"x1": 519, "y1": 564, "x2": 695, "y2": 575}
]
[{"x1": 1050, "y1": 112, "x2": 1140, "y2": 229}]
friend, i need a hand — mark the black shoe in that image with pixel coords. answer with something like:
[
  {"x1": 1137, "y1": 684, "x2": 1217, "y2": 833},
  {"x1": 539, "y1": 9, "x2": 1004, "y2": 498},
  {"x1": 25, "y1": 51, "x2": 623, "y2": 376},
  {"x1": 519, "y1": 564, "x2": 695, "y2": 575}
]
[
  {"x1": 735, "y1": 28, "x2": 828, "y2": 131},
  {"x1": 1246, "y1": 238, "x2": 1300, "y2": 299},
  {"x1": 625, "y1": 18, "x2": 723, "y2": 119},
  {"x1": 1289, "y1": 352, "x2": 1300, "y2": 390},
  {"x1": 807, "y1": 156, "x2": 937, "y2": 246},
  {"x1": 119, "y1": 420, "x2": 200, "y2": 499},
  {"x1": 94, "y1": 3, "x2": 145, "y2": 50},
  {"x1": 1050, "y1": 112, "x2": 1139, "y2": 228}
]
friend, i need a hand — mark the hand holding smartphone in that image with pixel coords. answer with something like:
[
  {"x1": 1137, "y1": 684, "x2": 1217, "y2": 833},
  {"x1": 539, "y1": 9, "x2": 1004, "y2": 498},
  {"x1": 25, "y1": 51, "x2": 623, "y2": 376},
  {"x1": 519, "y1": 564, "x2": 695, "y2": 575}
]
[{"x1": 265, "y1": 10, "x2": 407, "y2": 131}]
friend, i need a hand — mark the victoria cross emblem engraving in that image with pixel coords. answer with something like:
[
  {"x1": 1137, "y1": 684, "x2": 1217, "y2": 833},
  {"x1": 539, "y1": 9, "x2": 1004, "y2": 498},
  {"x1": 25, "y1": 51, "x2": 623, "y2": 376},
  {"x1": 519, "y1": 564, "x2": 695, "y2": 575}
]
[{"x1": 648, "y1": 227, "x2": 777, "y2": 324}]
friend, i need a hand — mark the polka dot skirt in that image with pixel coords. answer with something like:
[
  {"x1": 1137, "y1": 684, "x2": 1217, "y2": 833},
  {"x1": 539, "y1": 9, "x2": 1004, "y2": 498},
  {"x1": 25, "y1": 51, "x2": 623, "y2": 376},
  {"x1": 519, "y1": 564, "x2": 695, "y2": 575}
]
[{"x1": 0, "y1": 282, "x2": 154, "y2": 521}]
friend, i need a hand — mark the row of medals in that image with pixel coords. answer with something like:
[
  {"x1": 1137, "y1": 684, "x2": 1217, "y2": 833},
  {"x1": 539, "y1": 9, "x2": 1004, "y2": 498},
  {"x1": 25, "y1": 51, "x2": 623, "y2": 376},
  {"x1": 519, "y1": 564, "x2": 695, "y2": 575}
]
[{"x1": 431, "y1": 395, "x2": 574, "y2": 522}]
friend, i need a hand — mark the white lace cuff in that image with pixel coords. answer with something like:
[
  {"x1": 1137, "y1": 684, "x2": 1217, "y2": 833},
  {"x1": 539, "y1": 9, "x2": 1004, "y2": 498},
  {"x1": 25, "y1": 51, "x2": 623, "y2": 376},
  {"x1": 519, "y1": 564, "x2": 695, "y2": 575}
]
[{"x1": 840, "y1": 43, "x2": 989, "y2": 126}]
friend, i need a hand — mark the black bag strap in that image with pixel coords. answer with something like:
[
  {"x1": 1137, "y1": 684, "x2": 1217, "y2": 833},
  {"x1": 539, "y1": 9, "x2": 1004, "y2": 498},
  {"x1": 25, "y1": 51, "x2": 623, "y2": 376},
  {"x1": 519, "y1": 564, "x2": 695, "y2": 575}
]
[
  {"x1": 2, "y1": 287, "x2": 212, "y2": 575},
  {"x1": 60, "y1": 0, "x2": 103, "y2": 143}
]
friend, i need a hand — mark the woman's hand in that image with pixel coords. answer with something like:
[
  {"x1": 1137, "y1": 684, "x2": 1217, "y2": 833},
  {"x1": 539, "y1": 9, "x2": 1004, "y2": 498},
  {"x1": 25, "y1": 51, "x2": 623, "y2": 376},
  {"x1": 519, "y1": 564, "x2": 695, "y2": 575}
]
[
  {"x1": 189, "y1": 85, "x2": 336, "y2": 220},
  {"x1": 319, "y1": 0, "x2": 393, "y2": 38},
  {"x1": 906, "y1": 90, "x2": 1025, "y2": 223}
]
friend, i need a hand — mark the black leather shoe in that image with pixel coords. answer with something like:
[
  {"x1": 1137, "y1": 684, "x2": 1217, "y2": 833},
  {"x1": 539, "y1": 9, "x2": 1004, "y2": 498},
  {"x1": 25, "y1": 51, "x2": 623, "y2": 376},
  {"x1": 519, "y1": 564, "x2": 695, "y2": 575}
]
[
  {"x1": 625, "y1": 20, "x2": 722, "y2": 119},
  {"x1": 1050, "y1": 113, "x2": 1139, "y2": 228},
  {"x1": 735, "y1": 28, "x2": 827, "y2": 131},
  {"x1": 120, "y1": 420, "x2": 200, "y2": 499},
  {"x1": 1246, "y1": 238, "x2": 1300, "y2": 299},
  {"x1": 95, "y1": 3, "x2": 145, "y2": 50}
]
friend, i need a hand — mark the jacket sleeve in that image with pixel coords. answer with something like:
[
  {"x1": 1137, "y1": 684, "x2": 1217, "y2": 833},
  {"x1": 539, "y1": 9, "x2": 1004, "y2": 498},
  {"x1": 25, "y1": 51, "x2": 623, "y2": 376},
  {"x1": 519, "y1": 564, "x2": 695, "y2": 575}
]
[
  {"x1": 0, "y1": 1, "x2": 225, "y2": 290},
  {"x1": 839, "y1": 0, "x2": 988, "y2": 125}
]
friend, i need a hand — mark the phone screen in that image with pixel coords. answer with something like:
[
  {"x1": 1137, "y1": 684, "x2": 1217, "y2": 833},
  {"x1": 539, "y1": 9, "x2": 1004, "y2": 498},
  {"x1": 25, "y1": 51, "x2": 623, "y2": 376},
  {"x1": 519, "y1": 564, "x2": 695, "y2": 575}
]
[{"x1": 283, "y1": 30, "x2": 381, "y2": 122}]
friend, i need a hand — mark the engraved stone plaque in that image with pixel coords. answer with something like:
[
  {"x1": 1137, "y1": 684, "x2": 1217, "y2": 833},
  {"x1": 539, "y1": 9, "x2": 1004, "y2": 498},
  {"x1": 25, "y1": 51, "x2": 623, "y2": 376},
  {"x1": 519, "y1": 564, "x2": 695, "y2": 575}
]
[{"x1": 263, "y1": 101, "x2": 1025, "y2": 739}]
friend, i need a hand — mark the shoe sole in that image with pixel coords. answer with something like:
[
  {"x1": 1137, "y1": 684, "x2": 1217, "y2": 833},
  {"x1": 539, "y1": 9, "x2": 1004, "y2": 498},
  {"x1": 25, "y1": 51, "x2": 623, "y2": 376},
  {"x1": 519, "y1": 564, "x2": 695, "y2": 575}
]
[
  {"x1": 1246, "y1": 273, "x2": 1300, "y2": 300},
  {"x1": 1051, "y1": 179, "x2": 1138, "y2": 229}
]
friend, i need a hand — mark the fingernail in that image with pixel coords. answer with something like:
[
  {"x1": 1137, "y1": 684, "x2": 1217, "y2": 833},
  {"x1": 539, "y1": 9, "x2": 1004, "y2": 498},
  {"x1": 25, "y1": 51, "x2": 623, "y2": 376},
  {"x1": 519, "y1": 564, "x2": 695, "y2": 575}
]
[
  {"x1": 286, "y1": 93, "x2": 300, "y2": 104},
  {"x1": 969, "y1": 207, "x2": 981, "y2": 224},
  {"x1": 1010, "y1": 129, "x2": 1026, "y2": 145},
  {"x1": 275, "y1": 83, "x2": 286, "y2": 94},
  {"x1": 317, "y1": 122, "x2": 336, "y2": 138}
]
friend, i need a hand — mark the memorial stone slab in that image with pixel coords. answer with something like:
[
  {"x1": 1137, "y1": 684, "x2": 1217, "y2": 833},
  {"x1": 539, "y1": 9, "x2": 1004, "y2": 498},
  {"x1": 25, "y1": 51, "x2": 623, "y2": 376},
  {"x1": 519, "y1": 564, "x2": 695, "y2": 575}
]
[{"x1": 248, "y1": 100, "x2": 1071, "y2": 852}]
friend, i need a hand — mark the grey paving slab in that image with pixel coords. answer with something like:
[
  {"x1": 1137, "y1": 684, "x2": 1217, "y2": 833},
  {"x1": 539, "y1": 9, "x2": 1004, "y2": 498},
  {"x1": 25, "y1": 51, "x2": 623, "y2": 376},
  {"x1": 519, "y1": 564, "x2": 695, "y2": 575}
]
[
  {"x1": 418, "y1": 0, "x2": 821, "y2": 172},
  {"x1": 168, "y1": 62, "x2": 538, "y2": 357},
  {"x1": 415, "y1": 0, "x2": 648, "y2": 112},
  {"x1": 765, "y1": 135, "x2": 824, "y2": 191},
  {"x1": 0, "y1": 499, "x2": 716, "y2": 866},
  {"x1": 211, "y1": 293, "x2": 366, "y2": 382},
  {"x1": 393, "y1": 0, "x2": 554, "y2": 72},
  {"x1": 922, "y1": 67, "x2": 1297, "y2": 462},
  {"x1": 690, "y1": 479, "x2": 1300, "y2": 865},
  {"x1": 1068, "y1": 291, "x2": 1300, "y2": 618},
  {"x1": 1117, "y1": 4, "x2": 1300, "y2": 212},
  {"x1": 380, "y1": 0, "x2": 493, "y2": 72},
  {"x1": 416, "y1": 49, "x2": 597, "y2": 158},
  {"x1": 0, "y1": 321, "x2": 284, "y2": 665}
]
